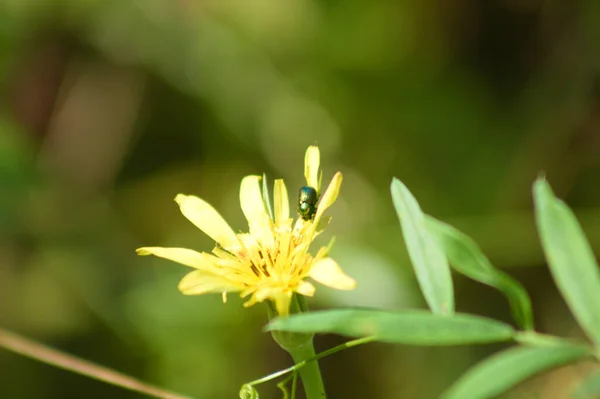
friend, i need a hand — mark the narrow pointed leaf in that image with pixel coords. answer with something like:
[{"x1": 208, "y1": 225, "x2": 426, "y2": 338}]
[
  {"x1": 533, "y1": 178, "x2": 600, "y2": 345},
  {"x1": 441, "y1": 344, "x2": 591, "y2": 399},
  {"x1": 426, "y1": 217, "x2": 533, "y2": 330},
  {"x1": 267, "y1": 309, "x2": 513, "y2": 345},
  {"x1": 391, "y1": 178, "x2": 454, "y2": 315},
  {"x1": 262, "y1": 173, "x2": 274, "y2": 221}
]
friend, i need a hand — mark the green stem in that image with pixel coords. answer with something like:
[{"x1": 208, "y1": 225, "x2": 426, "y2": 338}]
[
  {"x1": 288, "y1": 339, "x2": 325, "y2": 399},
  {"x1": 247, "y1": 336, "x2": 375, "y2": 388},
  {"x1": 514, "y1": 331, "x2": 590, "y2": 349}
]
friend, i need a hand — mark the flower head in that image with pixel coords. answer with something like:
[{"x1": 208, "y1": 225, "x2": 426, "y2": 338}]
[{"x1": 137, "y1": 146, "x2": 355, "y2": 315}]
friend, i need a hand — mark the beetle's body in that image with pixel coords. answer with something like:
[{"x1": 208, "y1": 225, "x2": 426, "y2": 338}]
[{"x1": 298, "y1": 186, "x2": 318, "y2": 220}]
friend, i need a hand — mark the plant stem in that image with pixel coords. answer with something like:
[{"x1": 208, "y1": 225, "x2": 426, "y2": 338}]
[
  {"x1": 514, "y1": 331, "x2": 590, "y2": 349},
  {"x1": 0, "y1": 328, "x2": 192, "y2": 399},
  {"x1": 247, "y1": 336, "x2": 375, "y2": 388},
  {"x1": 288, "y1": 339, "x2": 326, "y2": 399}
]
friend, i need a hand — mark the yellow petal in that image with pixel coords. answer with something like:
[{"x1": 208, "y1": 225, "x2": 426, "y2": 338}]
[
  {"x1": 243, "y1": 295, "x2": 258, "y2": 308},
  {"x1": 274, "y1": 179, "x2": 289, "y2": 225},
  {"x1": 274, "y1": 229, "x2": 291, "y2": 273},
  {"x1": 211, "y1": 246, "x2": 238, "y2": 261},
  {"x1": 296, "y1": 280, "x2": 316, "y2": 297},
  {"x1": 204, "y1": 250, "x2": 254, "y2": 279},
  {"x1": 309, "y1": 258, "x2": 356, "y2": 290},
  {"x1": 178, "y1": 270, "x2": 241, "y2": 295},
  {"x1": 254, "y1": 286, "x2": 276, "y2": 302},
  {"x1": 240, "y1": 175, "x2": 274, "y2": 247},
  {"x1": 304, "y1": 146, "x2": 320, "y2": 192},
  {"x1": 314, "y1": 172, "x2": 342, "y2": 224},
  {"x1": 175, "y1": 194, "x2": 240, "y2": 251},
  {"x1": 136, "y1": 247, "x2": 217, "y2": 272}
]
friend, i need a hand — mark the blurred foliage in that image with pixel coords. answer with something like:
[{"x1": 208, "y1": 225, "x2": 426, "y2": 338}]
[{"x1": 1, "y1": 0, "x2": 600, "y2": 398}]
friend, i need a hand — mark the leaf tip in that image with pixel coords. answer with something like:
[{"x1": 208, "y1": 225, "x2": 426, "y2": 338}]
[
  {"x1": 390, "y1": 177, "x2": 409, "y2": 206},
  {"x1": 264, "y1": 319, "x2": 279, "y2": 332},
  {"x1": 390, "y1": 177, "x2": 400, "y2": 192},
  {"x1": 533, "y1": 175, "x2": 555, "y2": 205}
]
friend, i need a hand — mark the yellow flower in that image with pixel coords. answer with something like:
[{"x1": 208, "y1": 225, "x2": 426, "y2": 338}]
[{"x1": 136, "y1": 146, "x2": 356, "y2": 316}]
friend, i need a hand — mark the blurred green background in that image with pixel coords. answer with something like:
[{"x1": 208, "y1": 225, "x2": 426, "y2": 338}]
[{"x1": 2, "y1": 1, "x2": 600, "y2": 398}]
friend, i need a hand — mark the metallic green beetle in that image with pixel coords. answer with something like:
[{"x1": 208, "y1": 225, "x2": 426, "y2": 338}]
[{"x1": 297, "y1": 186, "x2": 318, "y2": 221}]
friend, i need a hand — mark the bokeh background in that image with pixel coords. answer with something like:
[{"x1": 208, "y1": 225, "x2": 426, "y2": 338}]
[{"x1": 2, "y1": 1, "x2": 600, "y2": 398}]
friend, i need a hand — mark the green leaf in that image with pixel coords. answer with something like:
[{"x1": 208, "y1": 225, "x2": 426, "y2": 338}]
[
  {"x1": 267, "y1": 309, "x2": 514, "y2": 345},
  {"x1": 262, "y1": 173, "x2": 274, "y2": 221},
  {"x1": 441, "y1": 344, "x2": 591, "y2": 399},
  {"x1": 572, "y1": 370, "x2": 600, "y2": 399},
  {"x1": 391, "y1": 178, "x2": 454, "y2": 315},
  {"x1": 533, "y1": 178, "x2": 600, "y2": 345},
  {"x1": 426, "y1": 217, "x2": 534, "y2": 330}
]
